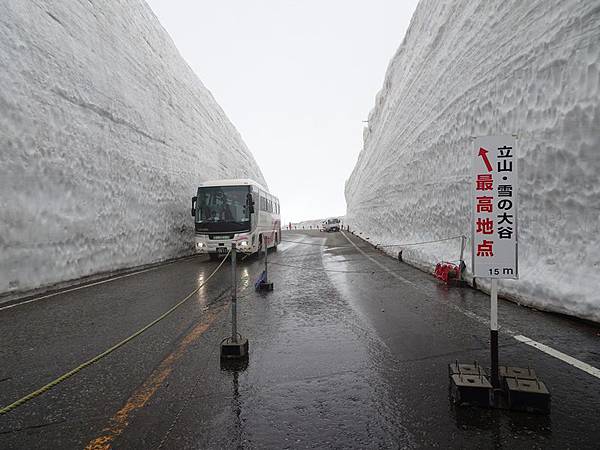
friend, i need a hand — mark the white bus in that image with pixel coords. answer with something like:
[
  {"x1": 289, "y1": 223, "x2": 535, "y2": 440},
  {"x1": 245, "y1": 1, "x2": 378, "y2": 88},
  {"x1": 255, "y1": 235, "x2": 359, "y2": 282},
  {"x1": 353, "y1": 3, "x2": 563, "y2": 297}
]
[{"x1": 191, "y1": 179, "x2": 281, "y2": 259}]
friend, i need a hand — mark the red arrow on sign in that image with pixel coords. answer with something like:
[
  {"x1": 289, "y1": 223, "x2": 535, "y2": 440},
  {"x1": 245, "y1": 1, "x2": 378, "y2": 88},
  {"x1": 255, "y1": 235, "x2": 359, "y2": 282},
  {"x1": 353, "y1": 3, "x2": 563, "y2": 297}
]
[{"x1": 478, "y1": 147, "x2": 493, "y2": 172}]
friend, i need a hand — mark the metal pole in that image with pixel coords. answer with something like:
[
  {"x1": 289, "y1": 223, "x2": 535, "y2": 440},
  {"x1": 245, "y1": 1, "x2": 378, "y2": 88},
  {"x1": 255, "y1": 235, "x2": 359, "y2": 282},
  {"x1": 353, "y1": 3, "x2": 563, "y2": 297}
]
[
  {"x1": 490, "y1": 278, "x2": 499, "y2": 388},
  {"x1": 264, "y1": 235, "x2": 268, "y2": 282},
  {"x1": 459, "y1": 235, "x2": 466, "y2": 280},
  {"x1": 231, "y1": 243, "x2": 237, "y2": 343}
]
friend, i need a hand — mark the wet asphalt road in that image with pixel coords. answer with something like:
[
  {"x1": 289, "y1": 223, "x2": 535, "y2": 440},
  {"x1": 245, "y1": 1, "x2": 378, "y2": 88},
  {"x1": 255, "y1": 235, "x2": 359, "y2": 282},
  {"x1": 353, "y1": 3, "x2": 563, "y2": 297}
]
[{"x1": 1, "y1": 230, "x2": 599, "y2": 449}]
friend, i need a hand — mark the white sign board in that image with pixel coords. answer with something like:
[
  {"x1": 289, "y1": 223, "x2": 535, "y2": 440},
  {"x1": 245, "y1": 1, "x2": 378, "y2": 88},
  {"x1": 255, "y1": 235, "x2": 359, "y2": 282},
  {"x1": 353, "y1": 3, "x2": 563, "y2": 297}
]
[{"x1": 472, "y1": 135, "x2": 518, "y2": 279}]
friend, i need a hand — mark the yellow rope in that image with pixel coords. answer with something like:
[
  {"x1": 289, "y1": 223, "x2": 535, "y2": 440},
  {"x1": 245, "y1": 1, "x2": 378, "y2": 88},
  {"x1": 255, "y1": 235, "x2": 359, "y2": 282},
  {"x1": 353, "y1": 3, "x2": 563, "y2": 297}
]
[{"x1": 0, "y1": 251, "x2": 231, "y2": 415}]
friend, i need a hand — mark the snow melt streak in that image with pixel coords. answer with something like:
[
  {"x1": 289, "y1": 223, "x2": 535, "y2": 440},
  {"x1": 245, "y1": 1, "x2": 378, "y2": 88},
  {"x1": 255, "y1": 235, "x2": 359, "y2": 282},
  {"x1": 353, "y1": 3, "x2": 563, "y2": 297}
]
[
  {"x1": 345, "y1": 0, "x2": 600, "y2": 321},
  {"x1": 0, "y1": 1, "x2": 265, "y2": 294}
]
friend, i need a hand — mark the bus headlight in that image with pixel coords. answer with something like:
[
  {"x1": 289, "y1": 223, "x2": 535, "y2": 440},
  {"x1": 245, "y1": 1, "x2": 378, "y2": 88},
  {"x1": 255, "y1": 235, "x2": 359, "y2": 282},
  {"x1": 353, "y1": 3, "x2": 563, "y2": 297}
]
[
  {"x1": 196, "y1": 242, "x2": 206, "y2": 248},
  {"x1": 239, "y1": 240, "x2": 249, "y2": 247}
]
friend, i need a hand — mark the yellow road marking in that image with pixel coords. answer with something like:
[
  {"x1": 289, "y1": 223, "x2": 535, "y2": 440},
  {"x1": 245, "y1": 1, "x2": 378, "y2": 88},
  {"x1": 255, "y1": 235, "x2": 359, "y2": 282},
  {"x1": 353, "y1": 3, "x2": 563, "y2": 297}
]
[{"x1": 85, "y1": 306, "x2": 225, "y2": 450}]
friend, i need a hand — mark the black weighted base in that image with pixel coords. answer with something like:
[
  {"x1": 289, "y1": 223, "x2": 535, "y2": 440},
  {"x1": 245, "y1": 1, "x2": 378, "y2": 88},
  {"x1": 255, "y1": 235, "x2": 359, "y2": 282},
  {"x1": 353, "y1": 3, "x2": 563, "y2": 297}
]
[
  {"x1": 256, "y1": 282, "x2": 274, "y2": 291},
  {"x1": 220, "y1": 338, "x2": 249, "y2": 359},
  {"x1": 449, "y1": 362, "x2": 492, "y2": 407},
  {"x1": 501, "y1": 366, "x2": 551, "y2": 414},
  {"x1": 449, "y1": 362, "x2": 551, "y2": 414}
]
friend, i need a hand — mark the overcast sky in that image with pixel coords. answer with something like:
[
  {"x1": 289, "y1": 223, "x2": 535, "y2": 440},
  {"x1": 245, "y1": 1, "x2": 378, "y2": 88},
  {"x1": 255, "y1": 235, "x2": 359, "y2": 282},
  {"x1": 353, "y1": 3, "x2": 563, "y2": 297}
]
[{"x1": 146, "y1": 0, "x2": 419, "y2": 223}]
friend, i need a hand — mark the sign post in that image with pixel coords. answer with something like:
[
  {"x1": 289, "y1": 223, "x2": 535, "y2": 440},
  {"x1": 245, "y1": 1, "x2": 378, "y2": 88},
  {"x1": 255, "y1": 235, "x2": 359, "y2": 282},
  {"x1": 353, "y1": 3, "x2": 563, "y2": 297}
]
[
  {"x1": 264, "y1": 236, "x2": 268, "y2": 283},
  {"x1": 451, "y1": 135, "x2": 548, "y2": 413},
  {"x1": 256, "y1": 235, "x2": 274, "y2": 291},
  {"x1": 490, "y1": 278, "x2": 499, "y2": 387},
  {"x1": 231, "y1": 242, "x2": 238, "y2": 343},
  {"x1": 220, "y1": 242, "x2": 249, "y2": 360},
  {"x1": 472, "y1": 135, "x2": 518, "y2": 389}
]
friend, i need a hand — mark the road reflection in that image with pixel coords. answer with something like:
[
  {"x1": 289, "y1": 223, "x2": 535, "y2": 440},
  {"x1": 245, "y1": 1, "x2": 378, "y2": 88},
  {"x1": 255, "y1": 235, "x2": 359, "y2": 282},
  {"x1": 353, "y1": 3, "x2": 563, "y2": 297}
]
[{"x1": 451, "y1": 402, "x2": 552, "y2": 442}]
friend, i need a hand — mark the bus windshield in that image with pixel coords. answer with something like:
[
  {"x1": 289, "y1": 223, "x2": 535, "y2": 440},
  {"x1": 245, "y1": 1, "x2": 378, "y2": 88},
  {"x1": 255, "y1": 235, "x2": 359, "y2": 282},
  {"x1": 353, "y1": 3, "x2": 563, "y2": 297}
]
[{"x1": 195, "y1": 186, "x2": 251, "y2": 232}]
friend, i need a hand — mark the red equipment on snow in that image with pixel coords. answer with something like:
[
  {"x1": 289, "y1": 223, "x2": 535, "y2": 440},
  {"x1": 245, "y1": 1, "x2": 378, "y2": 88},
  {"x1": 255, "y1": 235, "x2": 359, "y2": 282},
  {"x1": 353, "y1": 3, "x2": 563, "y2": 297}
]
[{"x1": 435, "y1": 261, "x2": 461, "y2": 284}]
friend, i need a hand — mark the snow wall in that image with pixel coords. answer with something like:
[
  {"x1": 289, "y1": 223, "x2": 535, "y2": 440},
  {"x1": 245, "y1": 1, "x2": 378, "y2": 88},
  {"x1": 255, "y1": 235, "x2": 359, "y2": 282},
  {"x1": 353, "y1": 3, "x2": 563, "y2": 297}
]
[
  {"x1": 345, "y1": 0, "x2": 600, "y2": 322},
  {"x1": 0, "y1": 0, "x2": 266, "y2": 296}
]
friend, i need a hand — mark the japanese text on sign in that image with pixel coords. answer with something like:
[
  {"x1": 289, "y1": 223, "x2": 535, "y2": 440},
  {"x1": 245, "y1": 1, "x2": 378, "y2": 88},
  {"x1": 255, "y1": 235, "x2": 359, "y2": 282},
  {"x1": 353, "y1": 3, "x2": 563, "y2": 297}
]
[{"x1": 472, "y1": 135, "x2": 518, "y2": 279}]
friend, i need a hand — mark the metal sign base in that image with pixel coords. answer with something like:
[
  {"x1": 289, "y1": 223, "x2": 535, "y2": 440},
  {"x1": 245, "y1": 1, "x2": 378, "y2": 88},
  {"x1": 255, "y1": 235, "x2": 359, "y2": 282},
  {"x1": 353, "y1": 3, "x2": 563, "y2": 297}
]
[
  {"x1": 449, "y1": 362, "x2": 492, "y2": 408},
  {"x1": 449, "y1": 361, "x2": 551, "y2": 414},
  {"x1": 256, "y1": 281, "x2": 274, "y2": 291},
  {"x1": 220, "y1": 337, "x2": 249, "y2": 359}
]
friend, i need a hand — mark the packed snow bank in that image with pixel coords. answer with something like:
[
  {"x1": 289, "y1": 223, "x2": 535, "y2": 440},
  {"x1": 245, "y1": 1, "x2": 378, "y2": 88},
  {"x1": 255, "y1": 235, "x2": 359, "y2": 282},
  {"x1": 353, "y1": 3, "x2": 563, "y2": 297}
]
[
  {"x1": 345, "y1": 0, "x2": 600, "y2": 322},
  {"x1": 0, "y1": 1, "x2": 266, "y2": 296}
]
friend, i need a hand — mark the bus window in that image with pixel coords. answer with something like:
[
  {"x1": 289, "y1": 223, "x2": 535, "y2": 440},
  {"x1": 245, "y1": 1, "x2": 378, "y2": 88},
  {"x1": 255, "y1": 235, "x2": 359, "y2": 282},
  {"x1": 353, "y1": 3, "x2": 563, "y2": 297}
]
[{"x1": 195, "y1": 185, "x2": 251, "y2": 229}]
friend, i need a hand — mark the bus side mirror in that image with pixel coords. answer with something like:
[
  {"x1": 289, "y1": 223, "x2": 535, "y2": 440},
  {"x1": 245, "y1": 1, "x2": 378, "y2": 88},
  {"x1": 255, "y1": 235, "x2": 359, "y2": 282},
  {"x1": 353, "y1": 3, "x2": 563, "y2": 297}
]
[{"x1": 191, "y1": 196, "x2": 197, "y2": 217}]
